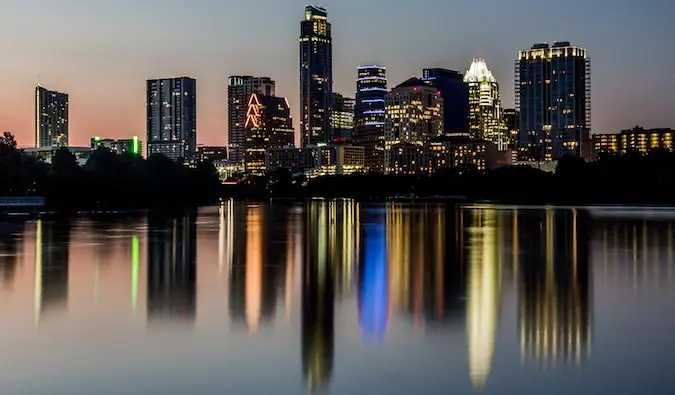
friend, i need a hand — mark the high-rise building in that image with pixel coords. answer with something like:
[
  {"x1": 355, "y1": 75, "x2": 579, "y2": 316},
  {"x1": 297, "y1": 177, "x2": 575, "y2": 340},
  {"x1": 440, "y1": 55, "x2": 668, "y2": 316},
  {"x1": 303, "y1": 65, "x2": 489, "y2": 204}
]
[
  {"x1": 330, "y1": 93, "x2": 355, "y2": 141},
  {"x1": 35, "y1": 85, "x2": 68, "y2": 148},
  {"x1": 146, "y1": 77, "x2": 197, "y2": 162},
  {"x1": 228, "y1": 76, "x2": 276, "y2": 165},
  {"x1": 384, "y1": 78, "x2": 443, "y2": 172},
  {"x1": 464, "y1": 59, "x2": 506, "y2": 148},
  {"x1": 503, "y1": 109, "x2": 520, "y2": 147},
  {"x1": 300, "y1": 5, "x2": 333, "y2": 146},
  {"x1": 422, "y1": 68, "x2": 468, "y2": 133},
  {"x1": 516, "y1": 42, "x2": 591, "y2": 161},
  {"x1": 354, "y1": 65, "x2": 387, "y2": 171},
  {"x1": 245, "y1": 92, "x2": 294, "y2": 176},
  {"x1": 91, "y1": 136, "x2": 142, "y2": 156}
]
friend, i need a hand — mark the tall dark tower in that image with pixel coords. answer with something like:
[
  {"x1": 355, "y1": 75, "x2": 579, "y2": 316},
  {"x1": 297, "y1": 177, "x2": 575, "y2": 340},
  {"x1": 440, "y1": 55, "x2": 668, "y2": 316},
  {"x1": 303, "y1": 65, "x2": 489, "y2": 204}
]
[
  {"x1": 146, "y1": 77, "x2": 197, "y2": 162},
  {"x1": 35, "y1": 85, "x2": 69, "y2": 148},
  {"x1": 353, "y1": 65, "x2": 387, "y2": 171},
  {"x1": 516, "y1": 42, "x2": 591, "y2": 161},
  {"x1": 300, "y1": 5, "x2": 333, "y2": 147}
]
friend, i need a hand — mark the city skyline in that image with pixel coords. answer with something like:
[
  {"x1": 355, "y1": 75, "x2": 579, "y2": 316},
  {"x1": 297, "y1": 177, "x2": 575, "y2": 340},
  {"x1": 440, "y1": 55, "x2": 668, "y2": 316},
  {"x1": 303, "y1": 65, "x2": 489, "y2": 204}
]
[{"x1": 1, "y1": 0, "x2": 674, "y2": 148}]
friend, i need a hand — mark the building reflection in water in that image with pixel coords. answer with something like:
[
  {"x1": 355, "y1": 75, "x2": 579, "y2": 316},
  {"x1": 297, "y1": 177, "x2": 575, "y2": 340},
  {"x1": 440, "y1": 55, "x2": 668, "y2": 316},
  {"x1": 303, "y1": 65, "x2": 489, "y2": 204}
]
[
  {"x1": 302, "y1": 200, "x2": 344, "y2": 392},
  {"x1": 593, "y1": 216, "x2": 675, "y2": 292},
  {"x1": 0, "y1": 222, "x2": 24, "y2": 288},
  {"x1": 33, "y1": 219, "x2": 71, "y2": 326},
  {"x1": 386, "y1": 204, "x2": 463, "y2": 328},
  {"x1": 146, "y1": 213, "x2": 197, "y2": 326},
  {"x1": 462, "y1": 208, "x2": 502, "y2": 389},
  {"x1": 358, "y1": 208, "x2": 388, "y2": 342},
  {"x1": 518, "y1": 209, "x2": 592, "y2": 368},
  {"x1": 228, "y1": 204, "x2": 287, "y2": 334}
]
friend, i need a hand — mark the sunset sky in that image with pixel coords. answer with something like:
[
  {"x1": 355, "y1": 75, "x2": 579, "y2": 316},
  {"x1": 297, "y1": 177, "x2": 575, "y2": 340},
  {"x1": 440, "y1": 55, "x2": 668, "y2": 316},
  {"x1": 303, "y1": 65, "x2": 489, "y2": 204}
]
[{"x1": 1, "y1": 0, "x2": 674, "y2": 148}]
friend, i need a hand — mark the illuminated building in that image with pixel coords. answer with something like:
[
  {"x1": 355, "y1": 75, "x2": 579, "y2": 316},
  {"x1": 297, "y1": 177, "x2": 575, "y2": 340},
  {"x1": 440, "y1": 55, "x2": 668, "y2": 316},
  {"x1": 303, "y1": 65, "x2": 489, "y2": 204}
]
[
  {"x1": 35, "y1": 84, "x2": 68, "y2": 148},
  {"x1": 300, "y1": 5, "x2": 333, "y2": 146},
  {"x1": 518, "y1": 209, "x2": 591, "y2": 367},
  {"x1": 516, "y1": 42, "x2": 591, "y2": 161},
  {"x1": 427, "y1": 134, "x2": 488, "y2": 172},
  {"x1": 384, "y1": 78, "x2": 443, "y2": 172},
  {"x1": 146, "y1": 213, "x2": 197, "y2": 326},
  {"x1": 387, "y1": 143, "x2": 426, "y2": 175},
  {"x1": 244, "y1": 92, "x2": 294, "y2": 176},
  {"x1": 91, "y1": 137, "x2": 142, "y2": 156},
  {"x1": 591, "y1": 133, "x2": 620, "y2": 157},
  {"x1": 331, "y1": 93, "x2": 355, "y2": 140},
  {"x1": 228, "y1": 76, "x2": 275, "y2": 165},
  {"x1": 593, "y1": 127, "x2": 675, "y2": 156},
  {"x1": 353, "y1": 65, "x2": 387, "y2": 171},
  {"x1": 503, "y1": 109, "x2": 519, "y2": 146},
  {"x1": 464, "y1": 59, "x2": 507, "y2": 147},
  {"x1": 422, "y1": 68, "x2": 469, "y2": 133},
  {"x1": 387, "y1": 133, "x2": 488, "y2": 175},
  {"x1": 146, "y1": 77, "x2": 197, "y2": 162},
  {"x1": 266, "y1": 144, "x2": 365, "y2": 176},
  {"x1": 196, "y1": 145, "x2": 228, "y2": 163}
]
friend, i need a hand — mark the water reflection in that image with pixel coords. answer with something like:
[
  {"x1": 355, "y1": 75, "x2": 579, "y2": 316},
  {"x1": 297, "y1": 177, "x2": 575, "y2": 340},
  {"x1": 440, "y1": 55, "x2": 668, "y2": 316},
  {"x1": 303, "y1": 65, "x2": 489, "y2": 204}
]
[
  {"x1": 518, "y1": 209, "x2": 592, "y2": 368},
  {"x1": 0, "y1": 223, "x2": 23, "y2": 287},
  {"x1": 147, "y1": 213, "x2": 197, "y2": 326},
  {"x1": 34, "y1": 219, "x2": 71, "y2": 325},
  {"x1": 463, "y1": 208, "x2": 502, "y2": 389},
  {"x1": 2, "y1": 203, "x2": 675, "y2": 394}
]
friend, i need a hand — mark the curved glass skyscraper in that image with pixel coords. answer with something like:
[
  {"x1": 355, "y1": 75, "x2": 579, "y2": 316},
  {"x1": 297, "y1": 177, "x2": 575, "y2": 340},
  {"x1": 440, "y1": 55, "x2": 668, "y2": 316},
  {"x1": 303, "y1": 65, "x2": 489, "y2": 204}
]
[{"x1": 353, "y1": 65, "x2": 387, "y2": 171}]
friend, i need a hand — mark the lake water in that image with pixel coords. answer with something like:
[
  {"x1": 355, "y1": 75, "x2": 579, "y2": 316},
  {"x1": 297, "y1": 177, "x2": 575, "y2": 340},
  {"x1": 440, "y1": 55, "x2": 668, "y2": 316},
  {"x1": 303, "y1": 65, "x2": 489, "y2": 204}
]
[{"x1": 1, "y1": 201, "x2": 675, "y2": 394}]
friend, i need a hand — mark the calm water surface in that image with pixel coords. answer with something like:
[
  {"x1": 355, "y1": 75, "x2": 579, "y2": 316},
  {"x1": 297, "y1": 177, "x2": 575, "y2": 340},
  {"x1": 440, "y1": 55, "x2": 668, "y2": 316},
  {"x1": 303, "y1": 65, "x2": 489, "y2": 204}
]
[{"x1": 1, "y1": 201, "x2": 674, "y2": 394}]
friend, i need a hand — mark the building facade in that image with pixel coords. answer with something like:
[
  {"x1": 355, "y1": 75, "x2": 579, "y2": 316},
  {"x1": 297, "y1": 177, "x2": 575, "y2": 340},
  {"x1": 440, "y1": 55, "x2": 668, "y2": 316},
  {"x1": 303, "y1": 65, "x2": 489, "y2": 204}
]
[
  {"x1": 196, "y1": 146, "x2": 228, "y2": 163},
  {"x1": 228, "y1": 76, "x2": 275, "y2": 165},
  {"x1": 146, "y1": 77, "x2": 197, "y2": 162},
  {"x1": 593, "y1": 127, "x2": 675, "y2": 156},
  {"x1": 35, "y1": 85, "x2": 68, "y2": 148},
  {"x1": 353, "y1": 65, "x2": 387, "y2": 171},
  {"x1": 300, "y1": 5, "x2": 333, "y2": 146},
  {"x1": 266, "y1": 144, "x2": 365, "y2": 177},
  {"x1": 422, "y1": 68, "x2": 469, "y2": 133},
  {"x1": 516, "y1": 41, "x2": 591, "y2": 161},
  {"x1": 245, "y1": 93, "x2": 294, "y2": 176},
  {"x1": 387, "y1": 135, "x2": 488, "y2": 175},
  {"x1": 464, "y1": 59, "x2": 506, "y2": 148},
  {"x1": 331, "y1": 93, "x2": 355, "y2": 141},
  {"x1": 91, "y1": 137, "x2": 142, "y2": 156},
  {"x1": 384, "y1": 78, "x2": 443, "y2": 172}
]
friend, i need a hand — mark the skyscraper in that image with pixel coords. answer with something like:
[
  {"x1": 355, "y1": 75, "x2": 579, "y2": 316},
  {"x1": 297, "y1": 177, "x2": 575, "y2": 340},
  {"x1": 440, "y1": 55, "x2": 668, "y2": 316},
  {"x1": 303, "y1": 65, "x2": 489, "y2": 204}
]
[
  {"x1": 384, "y1": 78, "x2": 443, "y2": 171},
  {"x1": 228, "y1": 76, "x2": 276, "y2": 165},
  {"x1": 422, "y1": 68, "x2": 468, "y2": 133},
  {"x1": 35, "y1": 85, "x2": 68, "y2": 148},
  {"x1": 516, "y1": 42, "x2": 591, "y2": 161},
  {"x1": 146, "y1": 77, "x2": 197, "y2": 162},
  {"x1": 330, "y1": 93, "x2": 355, "y2": 141},
  {"x1": 300, "y1": 5, "x2": 333, "y2": 146},
  {"x1": 245, "y1": 92, "x2": 294, "y2": 176},
  {"x1": 464, "y1": 59, "x2": 506, "y2": 148},
  {"x1": 354, "y1": 65, "x2": 387, "y2": 171}
]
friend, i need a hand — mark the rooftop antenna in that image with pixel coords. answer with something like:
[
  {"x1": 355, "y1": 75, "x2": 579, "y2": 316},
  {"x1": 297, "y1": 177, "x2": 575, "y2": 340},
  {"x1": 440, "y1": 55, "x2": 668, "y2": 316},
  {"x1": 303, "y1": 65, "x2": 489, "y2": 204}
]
[{"x1": 36, "y1": 73, "x2": 40, "y2": 87}]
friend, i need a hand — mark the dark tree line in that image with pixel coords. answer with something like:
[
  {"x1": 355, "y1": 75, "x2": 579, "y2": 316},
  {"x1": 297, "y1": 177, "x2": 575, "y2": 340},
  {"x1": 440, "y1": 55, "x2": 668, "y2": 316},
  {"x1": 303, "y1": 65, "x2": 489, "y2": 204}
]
[
  {"x1": 0, "y1": 133, "x2": 221, "y2": 210},
  {"x1": 245, "y1": 149, "x2": 675, "y2": 204}
]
